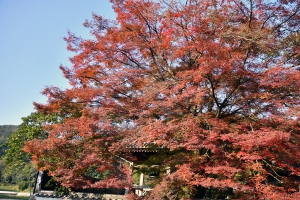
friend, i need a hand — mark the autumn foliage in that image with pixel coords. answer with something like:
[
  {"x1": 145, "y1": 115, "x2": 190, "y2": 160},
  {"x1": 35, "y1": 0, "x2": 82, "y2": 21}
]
[{"x1": 24, "y1": 0, "x2": 300, "y2": 199}]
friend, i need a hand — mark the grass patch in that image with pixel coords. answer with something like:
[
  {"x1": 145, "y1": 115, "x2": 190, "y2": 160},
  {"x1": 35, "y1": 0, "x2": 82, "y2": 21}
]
[
  {"x1": 0, "y1": 184, "x2": 31, "y2": 192},
  {"x1": 0, "y1": 184, "x2": 19, "y2": 192},
  {"x1": 0, "y1": 194, "x2": 28, "y2": 199}
]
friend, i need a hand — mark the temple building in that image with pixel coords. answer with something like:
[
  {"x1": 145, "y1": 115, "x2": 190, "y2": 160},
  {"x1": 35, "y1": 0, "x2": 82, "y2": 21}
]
[{"x1": 32, "y1": 145, "x2": 168, "y2": 199}]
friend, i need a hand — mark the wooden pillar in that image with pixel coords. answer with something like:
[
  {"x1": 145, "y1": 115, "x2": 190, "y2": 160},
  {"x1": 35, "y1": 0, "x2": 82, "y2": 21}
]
[
  {"x1": 137, "y1": 173, "x2": 144, "y2": 196},
  {"x1": 139, "y1": 172, "x2": 144, "y2": 186}
]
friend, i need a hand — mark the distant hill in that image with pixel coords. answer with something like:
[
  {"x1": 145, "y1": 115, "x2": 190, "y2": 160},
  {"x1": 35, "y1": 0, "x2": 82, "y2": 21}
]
[{"x1": 0, "y1": 125, "x2": 18, "y2": 157}]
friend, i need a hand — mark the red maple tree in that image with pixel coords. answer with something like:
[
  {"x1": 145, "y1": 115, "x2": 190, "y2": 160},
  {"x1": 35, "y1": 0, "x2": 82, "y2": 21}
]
[{"x1": 25, "y1": 0, "x2": 300, "y2": 199}]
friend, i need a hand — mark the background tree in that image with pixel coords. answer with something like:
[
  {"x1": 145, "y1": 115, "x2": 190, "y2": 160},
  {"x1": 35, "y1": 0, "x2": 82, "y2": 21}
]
[
  {"x1": 25, "y1": 0, "x2": 300, "y2": 199},
  {"x1": 0, "y1": 125, "x2": 17, "y2": 157},
  {"x1": 0, "y1": 125, "x2": 17, "y2": 186},
  {"x1": 3, "y1": 112, "x2": 57, "y2": 191}
]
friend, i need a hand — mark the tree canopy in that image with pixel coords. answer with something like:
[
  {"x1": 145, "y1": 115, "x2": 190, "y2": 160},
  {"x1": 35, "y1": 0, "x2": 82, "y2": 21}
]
[
  {"x1": 24, "y1": 0, "x2": 300, "y2": 199},
  {"x1": 4, "y1": 112, "x2": 56, "y2": 171}
]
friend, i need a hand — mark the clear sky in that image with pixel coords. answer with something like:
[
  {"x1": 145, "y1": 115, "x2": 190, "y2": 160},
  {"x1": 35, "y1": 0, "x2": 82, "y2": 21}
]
[{"x1": 0, "y1": 0, "x2": 115, "y2": 125}]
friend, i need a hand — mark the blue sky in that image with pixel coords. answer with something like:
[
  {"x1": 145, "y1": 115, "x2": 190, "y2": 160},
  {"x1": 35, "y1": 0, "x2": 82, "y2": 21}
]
[{"x1": 0, "y1": 0, "x2": 115, "y2": 125}]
